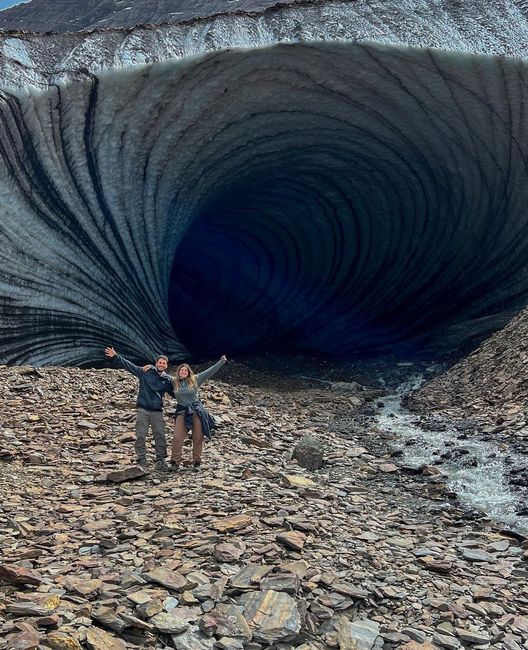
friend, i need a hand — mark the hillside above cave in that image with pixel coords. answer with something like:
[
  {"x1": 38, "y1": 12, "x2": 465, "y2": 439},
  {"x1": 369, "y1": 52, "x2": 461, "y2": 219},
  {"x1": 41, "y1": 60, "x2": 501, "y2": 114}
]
[
  {"x1": 0, "y1": 0, "x2": 296, "y2": 32},
  {"x1": 406, "y1": 306, "x2": 528, "y2": 427}
]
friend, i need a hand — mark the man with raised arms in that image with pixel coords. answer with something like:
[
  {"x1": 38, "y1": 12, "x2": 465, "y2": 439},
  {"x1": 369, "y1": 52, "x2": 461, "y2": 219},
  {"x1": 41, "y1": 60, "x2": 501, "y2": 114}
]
[{"x1": 104, "y1": 347, "x2": 174, "y2": 471}]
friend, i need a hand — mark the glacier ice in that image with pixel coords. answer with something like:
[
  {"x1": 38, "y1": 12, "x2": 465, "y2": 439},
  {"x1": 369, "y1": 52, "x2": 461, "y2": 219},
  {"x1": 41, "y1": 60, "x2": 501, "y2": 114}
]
[{"x1": 1, "y1": 41, "x2": 528, "y2": 364}]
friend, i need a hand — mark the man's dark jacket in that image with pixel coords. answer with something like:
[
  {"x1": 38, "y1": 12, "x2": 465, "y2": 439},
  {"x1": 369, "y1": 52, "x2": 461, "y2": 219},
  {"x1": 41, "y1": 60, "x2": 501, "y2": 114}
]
[{"x1": 115, "y1": 355, "x2": 174, "y2": 411}]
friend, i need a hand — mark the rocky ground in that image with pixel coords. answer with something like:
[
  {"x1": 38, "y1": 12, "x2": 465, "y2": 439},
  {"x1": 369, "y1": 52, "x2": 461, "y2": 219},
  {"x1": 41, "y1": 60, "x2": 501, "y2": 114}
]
[
  {"x1": 404, "y1": 308, "x2": 528, "y2": 497},
  {"x1": 407, "y1": 306, "x2": 528, "y2": 429},
  {"x1": 1, "y1": 360, "x2": 528, "y2": 650}
]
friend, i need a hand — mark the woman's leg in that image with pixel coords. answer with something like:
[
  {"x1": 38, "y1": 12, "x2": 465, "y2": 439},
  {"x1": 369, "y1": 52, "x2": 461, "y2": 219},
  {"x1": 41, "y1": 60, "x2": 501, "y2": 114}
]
[
  {"x1": 171, "y1": 414, "x2": 187, "y2": 464},
  {"x1": 191, "y1": 412, "x2": 204, "y2": 464}
]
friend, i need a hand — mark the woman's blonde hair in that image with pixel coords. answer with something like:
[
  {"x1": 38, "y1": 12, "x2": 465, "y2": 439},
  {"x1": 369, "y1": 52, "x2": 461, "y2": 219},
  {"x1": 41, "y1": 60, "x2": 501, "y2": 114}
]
[{"x1": 172, "y1": 363, "x2": 198, "y2": 390}]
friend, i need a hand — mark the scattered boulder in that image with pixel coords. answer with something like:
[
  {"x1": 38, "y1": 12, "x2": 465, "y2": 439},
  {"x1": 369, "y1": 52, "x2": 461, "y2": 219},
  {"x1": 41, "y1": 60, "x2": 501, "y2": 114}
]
[{"x1": 292, "y1": 435, "x2": 324, "y2": 470}]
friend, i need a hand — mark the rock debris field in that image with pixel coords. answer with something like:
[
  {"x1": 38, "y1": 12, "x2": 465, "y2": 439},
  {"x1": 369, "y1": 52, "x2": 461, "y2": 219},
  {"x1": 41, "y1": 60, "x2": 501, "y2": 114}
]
[
  {"x1": 407, "y1": 306, "x2": 528, "y2": 429},
  {"x1": 0, "y1": 361, "x2": 527, "y2": 650}
]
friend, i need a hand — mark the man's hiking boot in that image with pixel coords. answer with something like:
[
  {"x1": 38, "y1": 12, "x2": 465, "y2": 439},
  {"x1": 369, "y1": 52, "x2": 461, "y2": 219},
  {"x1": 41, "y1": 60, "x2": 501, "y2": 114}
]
[
  {"x1": 193, "y1": 460, "x2": 201, "y2": 472},
  {"x1": 154, "y1": 460, "x2": 169, "y2": 472},
  {"x1": 136, "y1": 459, "x2": 148, "y2": 472},
  {"x1": 169, "y1": 461, "x2": 180, "y2": 472}
]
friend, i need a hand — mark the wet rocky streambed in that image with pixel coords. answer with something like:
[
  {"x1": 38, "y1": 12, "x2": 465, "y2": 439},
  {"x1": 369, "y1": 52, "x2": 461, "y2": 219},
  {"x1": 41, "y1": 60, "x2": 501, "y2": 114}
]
[{"x1": 376, "y1": 376, "x2": 528, "y2": 536}]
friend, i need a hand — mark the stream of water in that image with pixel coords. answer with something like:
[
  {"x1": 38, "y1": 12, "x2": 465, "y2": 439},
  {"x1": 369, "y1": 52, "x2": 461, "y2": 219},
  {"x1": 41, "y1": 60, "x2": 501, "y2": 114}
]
[{"x1": 377, "y1": 375, "x2": 528, "y2": 535}]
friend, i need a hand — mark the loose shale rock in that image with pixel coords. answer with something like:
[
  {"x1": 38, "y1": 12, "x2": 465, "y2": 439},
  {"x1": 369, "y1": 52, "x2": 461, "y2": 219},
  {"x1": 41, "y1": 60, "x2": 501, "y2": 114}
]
[{"x1": 0, "y1": 360, "x2": 527, "y2": 649}]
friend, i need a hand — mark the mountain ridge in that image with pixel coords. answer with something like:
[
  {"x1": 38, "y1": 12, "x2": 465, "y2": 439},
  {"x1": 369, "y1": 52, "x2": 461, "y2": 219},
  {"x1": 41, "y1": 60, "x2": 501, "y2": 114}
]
[{"x1": 0, "y1": 0, "x2": 300, "y2": 33}]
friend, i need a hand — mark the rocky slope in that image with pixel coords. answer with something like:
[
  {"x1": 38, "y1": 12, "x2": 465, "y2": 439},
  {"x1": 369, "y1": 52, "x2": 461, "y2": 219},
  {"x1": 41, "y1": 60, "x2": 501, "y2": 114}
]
[
  {"x1": 1, "y1": 0, "x2": 528, "y2": 90},
  {"x1": 406, "y1": 306, "x2": 528, "y2": 430},
  {"x1": 0, "y1": 0, "x2": 295, "y2": 32},
  {"x1": 1, "y1": 362, "x2": 527, "y2": 649}
]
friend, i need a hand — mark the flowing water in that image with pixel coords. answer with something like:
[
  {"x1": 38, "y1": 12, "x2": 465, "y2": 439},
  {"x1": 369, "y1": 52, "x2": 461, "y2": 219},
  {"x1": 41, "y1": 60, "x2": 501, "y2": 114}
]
[{"x1": 377, "y1": 375, "x2": 528, "y2": 535}]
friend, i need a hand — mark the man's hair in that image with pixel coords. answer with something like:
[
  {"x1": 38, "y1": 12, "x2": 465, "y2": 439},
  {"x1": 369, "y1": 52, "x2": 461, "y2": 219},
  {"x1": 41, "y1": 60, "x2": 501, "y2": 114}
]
[{"x1": 156, "y1": 355, "x2": 169, "y2": 363}]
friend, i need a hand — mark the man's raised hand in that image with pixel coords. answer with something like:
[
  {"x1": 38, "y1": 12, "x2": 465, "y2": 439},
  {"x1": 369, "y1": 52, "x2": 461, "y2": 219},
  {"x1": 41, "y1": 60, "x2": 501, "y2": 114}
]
[{"x1": 104, "y1": 347, "x2": 117, "y2": 358}]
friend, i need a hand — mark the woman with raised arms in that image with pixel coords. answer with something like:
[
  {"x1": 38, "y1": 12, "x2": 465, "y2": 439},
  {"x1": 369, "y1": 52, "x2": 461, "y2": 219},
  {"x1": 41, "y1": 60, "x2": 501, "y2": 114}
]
[{"x1": 167, "y1": 356, "x2": 227, "y2": 471}]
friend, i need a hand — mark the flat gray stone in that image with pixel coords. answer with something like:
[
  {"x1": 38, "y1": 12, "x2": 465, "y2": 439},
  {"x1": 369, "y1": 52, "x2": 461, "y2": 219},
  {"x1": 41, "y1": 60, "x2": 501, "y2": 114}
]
[
  {"x1": 337, "y1": 617, "x2": 380, "y2": 650},
  {"x1": 150, "y1": 612, "x2": 189, "y2": 634},
  {"x1": 433, "y1": 632, "x2": 461, "y2": 649},
  {"x1": 171, "y1": 625, "x2": 215, "y2": 650},
  {"x1": 205, "y1": 604, "x2": 252, "y2": 641},
  {"x1": 461, "y1": 548, "x2": 493, "y2": 562},
  {"x1": 455, "y1": 628, "x2": 491, "y2": 644},
  {"x1": 229, "y1": 564, "x2": 273, "y2": 591},
  {"x1": 259, "y1": 572, "x2": 301, "y2": 594},
  {"x1": 401, "y1": 627, "x2": 427, "y2": 643}
]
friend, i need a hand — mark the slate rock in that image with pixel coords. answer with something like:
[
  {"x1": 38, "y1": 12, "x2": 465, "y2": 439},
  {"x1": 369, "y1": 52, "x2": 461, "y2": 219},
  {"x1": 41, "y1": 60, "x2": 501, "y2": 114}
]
[
  {"x1": 171, "y1": 626, "x2": 215, "y2": 650},
  {"x1": 85, "y1": 627, "x2": 127, "y2": 650},
  {"x1": 150, "y1": 611, "x2": 189, "y2": 633},
  {"x1": 461, "y1": 548, "x2": 493, "y2": 562},
  {"x1": 259, "y1": 572, "x2": 301, "y2": 594},
  {"x1": 418, "y1": 556, "x2": 453, "y2": 574},
  {"x1": 310, "y1": 601, "x2": 334, "y2": 620},
  {"x1": 239, "y1": 589, "x2": 301, "y2": 643},
  {"x1": 229, "y1": 564, "x2": 273, "y2": 591},
  {"x1": 216, "y1": 637, "x2": 244, "y2": 649},
  {"x1": 455, "y1": 628, "x2": 491, "y2": 644},
  {"x1": 432, "y1": 632, "x2": 460, "y2": 649},
  {"x1": 211, "y1": 515, "x2": 253, "y2": 532},
  {"x1": 144, "y1": 567, "x2": 190, "y2": 591},
  {"x1": 279, "y1": 560, "x2": 309, "y2": 579},
  {"x1": 336, "y1": 617, "x2": 380, "y2": 650},
  {"x1": 401, "y1": 628, "x2": 427, "y2": 643},
  {"x1": 213, "y1": 542, "x2": 244, "y2": 562},
  {"x1": 282, "y1": 474, "x2": 317, "y2": 489},
  {"x1": 204, "y1": 603, "x2": 252, "y2": 641},
  {"x1": 105, "y1": 466, "x2": 146, "y2": 483},
  {"x1": 136, "y1": 598, "x2": 163, "y2": 618},
  {"x1": 91, "y1": 606, "x2": 126, "y2": 634},
  {"x1": 63, "y1": 577, "x2": 102, "y2": 598},
  {"x1": 45, "y1": 632, "x2": 83, "y2": 650},
  {"x1": 6, "y1": 602, "x2": 51, "y2": 617},
  {"x1": 276, "y1": 530, "x2": 307, "y2": 551},
  {"x1": 0, "y1": 564, "x2": 42, "y2": 586},
  {"x1": 5, "y1": 625, "x2": 41, "y2": 649}
]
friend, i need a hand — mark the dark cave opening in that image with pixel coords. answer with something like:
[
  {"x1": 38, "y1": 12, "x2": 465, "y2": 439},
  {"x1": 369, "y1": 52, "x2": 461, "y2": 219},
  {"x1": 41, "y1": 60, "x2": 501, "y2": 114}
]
[
  {"x1": 164, "y1": 43, "x2": 528, "y2": 362},
  {"x1": 167, "y1": 148, "x2": 515, "y2": 361}
]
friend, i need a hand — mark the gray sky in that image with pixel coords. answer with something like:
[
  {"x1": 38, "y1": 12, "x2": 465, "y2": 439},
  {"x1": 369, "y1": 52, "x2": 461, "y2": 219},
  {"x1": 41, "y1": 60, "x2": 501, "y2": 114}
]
[{"x1": 0, "y1": 0, "x2": 30, "y2": 10}]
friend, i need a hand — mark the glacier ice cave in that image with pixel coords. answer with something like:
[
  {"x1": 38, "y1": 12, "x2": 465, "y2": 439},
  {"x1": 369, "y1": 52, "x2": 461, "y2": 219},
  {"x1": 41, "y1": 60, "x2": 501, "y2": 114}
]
[{"x1": 1, "y1": 36, "x2": 528, "y2": 365}]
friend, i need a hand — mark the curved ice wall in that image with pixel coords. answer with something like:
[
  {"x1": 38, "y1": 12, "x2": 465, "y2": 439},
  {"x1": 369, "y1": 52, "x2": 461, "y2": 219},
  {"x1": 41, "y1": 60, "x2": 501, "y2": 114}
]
[{"x1": 2, "y1": 41, "x2": 528, "y2": 365}]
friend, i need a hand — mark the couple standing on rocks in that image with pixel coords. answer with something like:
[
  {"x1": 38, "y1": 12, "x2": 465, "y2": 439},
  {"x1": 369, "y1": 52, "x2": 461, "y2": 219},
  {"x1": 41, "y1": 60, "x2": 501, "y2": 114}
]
[{"x1": 104, "y1": 347, "x2": 227, "y2": 473}]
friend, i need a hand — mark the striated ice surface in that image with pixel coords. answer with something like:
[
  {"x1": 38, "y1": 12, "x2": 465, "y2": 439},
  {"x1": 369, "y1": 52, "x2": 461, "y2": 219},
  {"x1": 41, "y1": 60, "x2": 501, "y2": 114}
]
[
  {"x1": 2, "y1": 1, "x2": 528, "y2": 364},
  {"x1": 1, "y1": 41, "x2": 528, "y2": 364}
]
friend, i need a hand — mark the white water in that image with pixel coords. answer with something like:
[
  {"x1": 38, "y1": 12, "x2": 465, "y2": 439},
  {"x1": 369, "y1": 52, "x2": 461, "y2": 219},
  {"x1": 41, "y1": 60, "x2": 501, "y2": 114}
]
[{"x1": 377, "y1": 375, "x2": 528, "y2": 534}]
